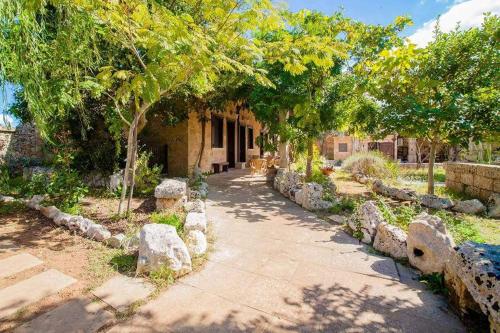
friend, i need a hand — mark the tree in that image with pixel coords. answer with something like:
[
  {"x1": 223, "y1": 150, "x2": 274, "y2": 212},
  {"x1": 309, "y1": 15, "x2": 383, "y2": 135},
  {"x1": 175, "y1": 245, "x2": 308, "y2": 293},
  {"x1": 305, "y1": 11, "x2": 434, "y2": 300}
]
[
  {"x1": 361, "y1": 15, "x2": 500, "y2": 194},
  {"x1": 0, "y1": 0, "x2": 277, "y2": 213}
]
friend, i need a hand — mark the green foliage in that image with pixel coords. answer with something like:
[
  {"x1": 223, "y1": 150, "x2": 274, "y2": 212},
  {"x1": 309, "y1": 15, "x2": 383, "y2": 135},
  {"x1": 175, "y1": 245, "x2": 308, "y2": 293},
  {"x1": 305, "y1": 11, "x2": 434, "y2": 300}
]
[
  {"x1": 399, "y1": 167, "x2": 446, "y2": 183},
  {"x1": 342, "y1": 151, "x2": 398, "y2": 179},
  {"x1": 151, "y1": 213, "x2": 183, "y2": 236},
  {"x1": 419, "y1": 273, "x2": 448, "y2": 295},
  {"x1": 109, "y1": 253, "x2": 137, "y2": 274},
  {"x1": 436, "y1": 211, "x2": 484, "y2": 245},
  {"x1": 134, "y1": 151, "x2": 161, "y2": 196},
  {"x1": 149, "y1": 266, "x2": 176, "y2": 289},
  {"x1": 329, "y1": 197, "x2": 358, "y2": 214},
  {"x1": 0, "y1": 201, "x2": 28, "y2": 215}
]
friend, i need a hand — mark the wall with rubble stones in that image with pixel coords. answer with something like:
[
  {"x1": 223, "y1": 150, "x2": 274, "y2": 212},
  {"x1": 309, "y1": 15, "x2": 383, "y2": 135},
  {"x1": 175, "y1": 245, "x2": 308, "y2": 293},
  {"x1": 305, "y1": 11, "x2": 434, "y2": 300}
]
[
  {"x1": 0, "y1": 124, "x2": 44, "y2": 163},
  {"x1": 445, "y1": 162, "x2": 499, "y2": 201}
]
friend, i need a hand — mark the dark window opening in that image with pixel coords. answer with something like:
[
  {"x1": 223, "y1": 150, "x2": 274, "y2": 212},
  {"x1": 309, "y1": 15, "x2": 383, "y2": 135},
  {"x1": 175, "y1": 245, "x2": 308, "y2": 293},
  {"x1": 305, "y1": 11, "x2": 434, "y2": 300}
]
[
  {"x1": 248, "y1": 127, "x2": 254, "y2": 149},
  {"x1": 338, "y1": 143, "x2": 348, "y2": 152},
  {"x1": 211, "y1": 115, "x2": 224, "y2": 148}
]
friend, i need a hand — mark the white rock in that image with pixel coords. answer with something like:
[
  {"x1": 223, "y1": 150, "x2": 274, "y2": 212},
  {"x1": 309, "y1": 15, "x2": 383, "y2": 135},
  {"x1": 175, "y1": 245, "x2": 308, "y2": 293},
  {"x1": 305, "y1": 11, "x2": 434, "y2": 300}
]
[
  {"x1": 40, "y1": 206, "x2": 60, "y2": 219},
  {"x1": 27, "y1": 195, "x2": 45, "y2": 210},
  {"x1": 407, "y1": 212, "x2": 455, "y2": 274},
  {"x1": 0, "y1": 195, "x2": 15, "y2": 202},
  {"x1": 124, "y1": 232, "x2": 141, "y2": 252},
  {"x1": 349, "y1": 201, "x2": 385, "y2": 244},
  {"x1": 184, "y1": 212, "x2": 207, "y2": 233},
  {"x1": 327, "y1": 215, "x2": 346, "y2": 224},
  {"x1": 53, "y1": 212, "x2": 74, "y2": 226},
  {"x1": 107, "y1": 233, "x2": 126, "y2": 248},
  {"x1": 183, "y1": 199, "x2": 206, "y2": 213},
  {"x1": 86, "y1": 223, "x2": 111, "y2": 242},
  {"x1": 302, "y1": 183, "x2": 332, "y2": 211},
  {"x1": 154, "y1": 179, "x2": 187, "y2": 199},
  {"x1": 185, "y1": 230, "x2": 208, "y2": 256},
  {"x1": 452, "y1": 199, "x2": 486, "y2": 215},
  {"x1": 373, "y1": 223, "x2": 408, "y2": 259},
  {"x1": 294, "y1": 189, "x2": 304, "y2": 206},
  {"x1": 136, "y1": 224, "x2": 192, "y2": 275},
  {"x1": 419, "y1": 194, "x2": 454, "y2": 210},
  {"x1": 487, "y1": 193, "x2": 500, "y2": 218}
]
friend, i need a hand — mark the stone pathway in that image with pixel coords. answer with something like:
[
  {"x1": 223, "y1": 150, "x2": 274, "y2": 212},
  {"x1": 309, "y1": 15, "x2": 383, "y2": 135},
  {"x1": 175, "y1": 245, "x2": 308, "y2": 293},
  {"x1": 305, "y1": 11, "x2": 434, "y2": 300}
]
[
  {"x1": 92, "y1": 275, "x2": 154, "y2": 312},
  {"x1": 109, "y1": 170, "x2": 466, "y2": 332},
  {"x1": 0, "y1": 253, "x2": 43, "y2": 279}
]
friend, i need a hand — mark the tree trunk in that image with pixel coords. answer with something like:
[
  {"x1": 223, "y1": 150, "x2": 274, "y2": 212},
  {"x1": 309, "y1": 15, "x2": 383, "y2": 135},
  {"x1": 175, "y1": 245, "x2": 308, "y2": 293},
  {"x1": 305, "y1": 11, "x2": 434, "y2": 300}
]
[
  {"x1": 118, "y1": 120, "x2": 135, "y2": 214},
  {"x1": 306, "y1": 139, "x2": 314, "y2": 181},
  {"x1": 427, "y1": 140, "x2": 437, "y2": 194},
  {"x1": 196, "y1": 113, "x2": 207, "y2": 172},
  {"x1": 278, "y1": 111, "x2": 289, "y2": 169},
  {"x1": 126, "y1": 116, "x2": 139, "y2": 213}
]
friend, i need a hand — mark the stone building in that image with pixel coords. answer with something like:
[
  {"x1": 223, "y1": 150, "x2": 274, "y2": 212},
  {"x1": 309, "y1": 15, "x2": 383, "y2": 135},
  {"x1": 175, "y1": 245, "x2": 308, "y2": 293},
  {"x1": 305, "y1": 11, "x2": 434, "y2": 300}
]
[
  {"x1": 0, "y1": 123, "x2": 44, "y2": 164},
  {"x1": 140, "y1": 102, "x2": 263, "y2": 177}
]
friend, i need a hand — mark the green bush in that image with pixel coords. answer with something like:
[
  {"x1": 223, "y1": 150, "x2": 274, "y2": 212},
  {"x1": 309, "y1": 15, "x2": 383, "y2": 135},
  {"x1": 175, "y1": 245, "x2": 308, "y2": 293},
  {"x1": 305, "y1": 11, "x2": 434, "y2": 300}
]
[
  {"x1": 342, "y1": 151, "x2": 398, "y2": 179},
  {"x1": 134, "y1": 151, "x2": 162, "y2": 196},
  {"x1": 329, "y1": 197, "x2": 358, "y2": 214},
  {"x1": 151, "y1": 212, "x2": 183, "y2": 235}
]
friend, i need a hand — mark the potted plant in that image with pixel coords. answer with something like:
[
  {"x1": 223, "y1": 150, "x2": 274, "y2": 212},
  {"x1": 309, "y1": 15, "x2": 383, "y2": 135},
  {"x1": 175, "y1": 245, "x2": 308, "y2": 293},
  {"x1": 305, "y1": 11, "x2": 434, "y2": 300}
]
[{"x1": 320, "y1": 165, "x2": 335, "y2": 176}]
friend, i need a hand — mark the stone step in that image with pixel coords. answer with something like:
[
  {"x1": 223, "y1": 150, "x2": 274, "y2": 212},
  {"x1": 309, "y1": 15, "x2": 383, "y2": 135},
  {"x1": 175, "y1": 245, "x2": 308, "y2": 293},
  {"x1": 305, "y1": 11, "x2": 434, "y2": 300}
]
[
  {"x1": 0, "y1": 253, "x2": 43, "y2": 279},
  {"x1": 0, "y1": 269, "x2": 76, "y2": 320},
  {"x1": 92, "y1": 275, "x2": 154, "y2": 312},
  {"x1": 14, "y1": 297, "x2": 114, "y2": 333}
]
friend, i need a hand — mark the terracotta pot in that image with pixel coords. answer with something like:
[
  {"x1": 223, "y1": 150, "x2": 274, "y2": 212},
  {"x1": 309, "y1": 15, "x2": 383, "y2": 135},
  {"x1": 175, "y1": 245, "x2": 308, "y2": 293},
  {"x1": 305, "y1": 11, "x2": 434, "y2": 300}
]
[{"x1": 321, "y1": 168, "x2": 334, "y2": 176}]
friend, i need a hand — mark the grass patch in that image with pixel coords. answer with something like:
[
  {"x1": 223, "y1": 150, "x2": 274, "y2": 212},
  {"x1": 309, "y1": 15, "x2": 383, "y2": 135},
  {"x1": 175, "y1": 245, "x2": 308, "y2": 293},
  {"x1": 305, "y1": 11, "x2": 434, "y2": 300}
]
[
  {"x1": 399, "y1": 167, "x2": 446, "y2": 183},
  {"x1": 109, "y1": 253, "x2": 137, "y2": 274},
  {"x1": 151, "y1": 212, "x2": 184, "y2": 236},
  {"x1": 435, "y1": 211, "x2": 485, "y2": 245},
  {"x1": 88, "y1": 245, "x2": 136, "y2": 288},
  {"x1": 329, "y1": 197, "x2": 358, "y2": 215},
  {"x1": 0, "y1": 201, "x2": 28, "y2": 215},
  {"x1": 149, "y1": 266, "x2": 176, "y2": 290}
]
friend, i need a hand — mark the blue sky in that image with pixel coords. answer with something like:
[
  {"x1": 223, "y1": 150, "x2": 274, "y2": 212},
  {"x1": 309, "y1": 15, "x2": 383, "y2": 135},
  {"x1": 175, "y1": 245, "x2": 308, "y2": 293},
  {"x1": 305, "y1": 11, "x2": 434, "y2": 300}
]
[{"x1": 1, "y1": 0, "x2": 499, "y2": 126}]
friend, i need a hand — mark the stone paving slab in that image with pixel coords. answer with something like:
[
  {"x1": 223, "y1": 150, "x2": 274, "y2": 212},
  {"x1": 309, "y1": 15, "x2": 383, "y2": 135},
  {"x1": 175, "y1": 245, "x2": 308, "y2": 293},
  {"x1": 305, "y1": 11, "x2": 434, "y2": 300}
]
[
  {"x1": 0, "y1": 253, "x2": 43, "y2": 279},
  {"x1": 14, "y1": 297, "x2": 114, "y2": 333},
  {"x1": 92, "y1": 275, "x2": 154, "y2": 312},
  {"x1": 0, "y1": 269, "x2": 76, "y2": 320}
]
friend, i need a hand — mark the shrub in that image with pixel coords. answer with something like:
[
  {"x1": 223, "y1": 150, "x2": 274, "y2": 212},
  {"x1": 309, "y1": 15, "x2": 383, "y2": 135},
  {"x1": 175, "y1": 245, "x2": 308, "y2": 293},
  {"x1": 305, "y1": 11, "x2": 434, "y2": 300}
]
[
  {"x1": 151, "y1": 212, "x2": 183, "y2": 235},
  {"x1": 342, "y1": 151, "x2": 398, "y2": 179},
  {"x1": 134, "y1": 151, "x2": 162, "y2": 196},
  {"x1": 329, "y1": 197, "x2": 358, "y2": 214}
]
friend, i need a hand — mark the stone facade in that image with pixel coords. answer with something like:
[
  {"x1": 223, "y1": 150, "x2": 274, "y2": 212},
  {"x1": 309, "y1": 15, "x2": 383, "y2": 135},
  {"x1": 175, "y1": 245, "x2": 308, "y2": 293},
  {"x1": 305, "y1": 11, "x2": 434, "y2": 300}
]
[
  {"x1": 445, "y1": 162, "x2": 500, "y2": 201},
  {"x1": 320, "y1": 133, "x2": 399, "y2": 161},
  {"x1": 140, "y1": 102, "x2": 262, "y2": 176},
  {"x1": 0, "y1": 124, "x2": 44, "y2": 164}
]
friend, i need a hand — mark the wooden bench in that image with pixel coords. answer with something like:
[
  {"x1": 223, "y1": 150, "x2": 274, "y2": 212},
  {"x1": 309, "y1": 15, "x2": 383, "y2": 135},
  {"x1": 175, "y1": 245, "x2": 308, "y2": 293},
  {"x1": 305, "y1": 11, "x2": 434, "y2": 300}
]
[{"x1": 212, "y1": 162, "x2": 229, "y2": 173}]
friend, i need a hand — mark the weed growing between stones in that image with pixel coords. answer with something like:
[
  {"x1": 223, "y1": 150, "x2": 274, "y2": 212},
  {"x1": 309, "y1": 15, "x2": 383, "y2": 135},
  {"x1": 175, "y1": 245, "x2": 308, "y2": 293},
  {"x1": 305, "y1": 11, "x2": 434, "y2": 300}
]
[
  {"x1": 419, "y1": 273, "x2": 448, "y2": 295},
  {"x1": 150, "y1": 212, "x2": 185, "y2": 236}
]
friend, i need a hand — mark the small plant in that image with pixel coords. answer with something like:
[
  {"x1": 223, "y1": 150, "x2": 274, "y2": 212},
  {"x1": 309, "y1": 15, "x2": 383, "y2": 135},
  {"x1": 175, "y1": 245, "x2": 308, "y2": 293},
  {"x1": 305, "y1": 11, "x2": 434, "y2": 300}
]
[
  {"x1": 134, "y1": 151, "x2": 162, "y2": 196},
  {"x1": 436, "y1": 211, "x2": 484, "y2": 244},
  {"x1": 149, "y1": 266, "x2": 176, "y2": 289},
  {"x1": 419, "y1": 273, "x2": 448, "y2": 295},
  {"x1": 151, "y1": 212, "x2": 183, "y2": 236},
  {"x1": 342, "y1": 151, "x2": 398, "y2": 179},
  {"x1": 110, "y1": 253, "x2": 137, "y2": 274},
  {"x1": 329, "y1": 197, "x2": 357, "y2": 214}
]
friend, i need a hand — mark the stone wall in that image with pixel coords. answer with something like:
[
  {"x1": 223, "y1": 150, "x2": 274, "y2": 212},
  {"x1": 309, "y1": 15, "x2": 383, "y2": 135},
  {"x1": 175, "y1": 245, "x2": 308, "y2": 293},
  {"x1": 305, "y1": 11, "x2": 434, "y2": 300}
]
[
  {"x1": 445, "y1": 162, "x2": 499, "y2": 201},
  {"x1": 0, "y1": 124, "x2": 44, "y2": 163}
]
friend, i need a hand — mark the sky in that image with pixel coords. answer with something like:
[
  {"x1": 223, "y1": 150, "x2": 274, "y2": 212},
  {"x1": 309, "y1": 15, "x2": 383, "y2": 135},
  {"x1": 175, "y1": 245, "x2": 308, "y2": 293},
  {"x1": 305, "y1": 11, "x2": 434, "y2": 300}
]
[{"x1": 1, "y1": 0, "x2": 499, "y2": 126}]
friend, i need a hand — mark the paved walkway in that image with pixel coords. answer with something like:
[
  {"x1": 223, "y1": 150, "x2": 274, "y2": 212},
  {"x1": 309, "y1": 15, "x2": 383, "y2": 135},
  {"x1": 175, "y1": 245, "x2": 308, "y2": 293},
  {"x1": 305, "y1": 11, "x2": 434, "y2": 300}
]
[{"x1": 110, "y1": 170, "x2": 465, "y2": 333}]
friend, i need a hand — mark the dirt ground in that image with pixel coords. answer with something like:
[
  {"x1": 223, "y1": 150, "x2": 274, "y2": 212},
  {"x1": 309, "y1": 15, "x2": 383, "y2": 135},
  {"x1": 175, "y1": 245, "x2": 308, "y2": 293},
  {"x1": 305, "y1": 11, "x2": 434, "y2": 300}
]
[
  {"x1": 331, "y1": 170, "x2": 371, "y2": 197},
  {"x1": 0, "y1": 205, "x2": 119, "y2": 332}
]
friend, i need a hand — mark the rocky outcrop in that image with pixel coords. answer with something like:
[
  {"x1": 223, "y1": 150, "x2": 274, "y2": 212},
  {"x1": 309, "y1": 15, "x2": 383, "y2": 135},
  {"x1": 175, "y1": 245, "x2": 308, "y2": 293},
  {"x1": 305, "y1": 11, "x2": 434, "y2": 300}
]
[
  {"x1": 107, "y1": 233, "x2": 126, "y2": 248},
  {"x1": 136, "y1": 224, "x2": 192, "y2": 276},
  {"x1": 452, "y1": 199, "x2": 486, "y2": 215},
  {"x1": 183, "y1": 199, "x2": 206, "y2": 213},
  {"x1": 488, "y1": 193, "x2": 500, "y2": 219},
  {"x1": 419, "y1": 194, "x2": 454, "y2": 210},
  {"x1": 184, "y1": 212, "x2": 207, "y2": 233},
  {"x1": 185, "y1": 230, "x2": 208, "y2": 256},
  {"x1": 86, "y1": 223, "x2": 111, "y2": 242},
  {"x1": 302, "y1": 183, "x2": 333, "y2": 211},
  {"x1": 445, "y1": 242, "x2": 499, "y2": 329},
  {"x1": 348, "y1": 201, "x2": 385, "y2": 244},
  {"x1": 373, "y1": 223, "x2": 407, "y2": 259},
  {"x1": 40, "y1": 206, "x2": 60, "y2": 219},
  {"x1": 372, "y1": 180, "x2": 418, "y2": 202},
  {"x1": 155, "y1": 179, "x2": 187, "y2": 210},
  {"x1": 407, "y1": 213, "x2": 455, "y2": 274}
]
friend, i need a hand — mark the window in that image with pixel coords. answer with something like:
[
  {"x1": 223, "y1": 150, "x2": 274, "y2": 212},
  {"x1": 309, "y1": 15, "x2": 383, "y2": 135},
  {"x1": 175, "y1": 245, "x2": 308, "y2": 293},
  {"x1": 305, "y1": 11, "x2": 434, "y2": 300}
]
[
  {"x1": 338, "y1": 143, "x2": 348, "y2": 153},
  {"x1": 211, "y1": 116, "x2": 223, "y2": 148},
  {"x1": 248, "y1": 127, "x2": 254, "y2": 149}
]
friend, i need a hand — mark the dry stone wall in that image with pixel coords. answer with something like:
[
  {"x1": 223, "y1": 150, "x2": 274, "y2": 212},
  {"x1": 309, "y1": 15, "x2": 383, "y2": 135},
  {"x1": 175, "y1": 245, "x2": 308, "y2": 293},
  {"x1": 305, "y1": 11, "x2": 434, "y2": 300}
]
[
  {"x1": 0, "y1": 124, "x2": 44, "y2": 163},
  {"x1": 445, "y1": 162, "x2": 499, "y2": 201}
]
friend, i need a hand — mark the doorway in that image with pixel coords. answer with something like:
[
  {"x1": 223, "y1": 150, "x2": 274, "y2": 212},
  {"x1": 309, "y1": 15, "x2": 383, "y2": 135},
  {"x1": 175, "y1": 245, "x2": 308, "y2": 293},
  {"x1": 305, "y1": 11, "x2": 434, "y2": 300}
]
[
  {"x1": 227, "y1": 120, "x2": 235, "y2": 168},
  {"x1": 239, "y1": 125, "x2": 246, "y2": 162}
]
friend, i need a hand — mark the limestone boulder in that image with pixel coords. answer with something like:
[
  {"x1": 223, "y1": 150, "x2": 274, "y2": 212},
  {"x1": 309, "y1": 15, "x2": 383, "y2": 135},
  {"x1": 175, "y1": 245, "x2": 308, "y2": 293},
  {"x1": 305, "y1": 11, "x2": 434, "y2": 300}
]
[
  {"x1": 136, "y1": 224, "x2": 192, "y2": 275},
  {"x1": 348, "y1": 201, "x2": 385, "y2": 244},
  {"x1": 155, "y1": 179, "x2": 187, "y2": 210},
  {"x1": 294, "y1": 189, "x2": 304, "y2": 206},
  {"x1": 184, "y1": 212, "x2": 207, "y2": 233},
  {"x1": 183, "y1": 199, "x2": 206, "y2": 213},
  {"x1": 444, "y1": 242, "x2": 499, "y2": 328},
  {"x1": 452, "y1": 199, "x2": 486, "y2": 215},
  {"x1": 373, "y1": 223, "x2": 408, "y2": 259},
  {"x1": 40, "y1": 206, "x2": 60, "y2": 219},
  {"x1": 353, "y1": 173, "x2": 369, "y2": 184},
  {"x1": 185, "y1": 230, "x2": 208, "y2": 256},
  {"x1": 107, "y1": 233, "x2": 126, "y2": 248},
  {"x1": 289, "y1": 185, "x2": 303, "y2": 203},
  {"x1": 407, "y1": 212, "x2": 455, "y2": 274},
  {"x1": 373, "y1": 180, "x2": 418, "y2": 202},
  {"x1": 27, "y1": 195, "x2": 45, "y2": 210},
  {"x1": 53, "y1": 212, "x2": 74, "y2": 226},
  {"x1": 302, "y1": 183, "x2": 333, "y2": 211},
  {"x1": 0, "y1": 195, "x2": 15, "y2": 202},
  {"x1": 419, "y1": 194, "x2": 454, "y2": 210},
  {"x1": 487, "y1": 193, "x2": 500, "y2": 218},
  {"x1": 273, "y1": 169, "x2": 285, "y2": 190},
  {"x1": 86, "y1": 223, "x2": 111, "y2": 242}
]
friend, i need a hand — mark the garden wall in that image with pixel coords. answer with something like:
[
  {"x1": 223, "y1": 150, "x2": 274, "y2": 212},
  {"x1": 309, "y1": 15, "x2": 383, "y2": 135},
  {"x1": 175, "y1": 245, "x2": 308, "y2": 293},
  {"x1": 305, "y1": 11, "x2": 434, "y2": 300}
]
[
  {"x1": 0, "y1": 124, "x2": 44, "y2": 163},
  {"x1": 445, "y1": 162, "x2": 499, "y2": 201}
]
